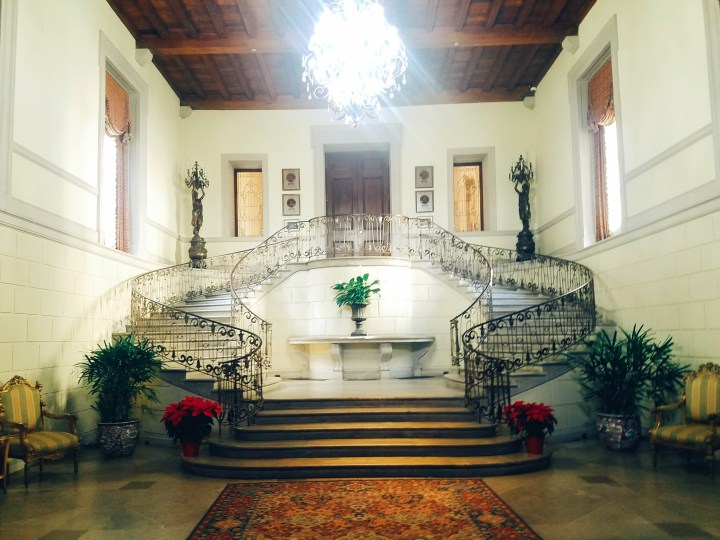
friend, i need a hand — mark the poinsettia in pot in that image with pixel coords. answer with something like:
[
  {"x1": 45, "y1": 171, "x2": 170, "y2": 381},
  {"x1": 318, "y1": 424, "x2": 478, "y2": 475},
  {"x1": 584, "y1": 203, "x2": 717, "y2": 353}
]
[
  {"x1": 161, "y1": 396, "x2": 222, "y2": 457},
  {"x1": 502, "y1": 400, "x2": 557, "y2": 455}
]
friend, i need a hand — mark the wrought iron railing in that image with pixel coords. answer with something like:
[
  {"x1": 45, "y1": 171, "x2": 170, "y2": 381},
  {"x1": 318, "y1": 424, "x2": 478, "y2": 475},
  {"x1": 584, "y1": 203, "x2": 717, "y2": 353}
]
[
  {"x1": 130, "y1": 250, "x2": 269, "y2": 426},
  {"x1": 459, "y1": 248, "x2": 596, "y2": 422},
  {"x1": 230, "y1": 214, "x2": 492, "y2": 303},
  {"x1": 130, "y1": 213, "x2": 594, "y2": 429}
]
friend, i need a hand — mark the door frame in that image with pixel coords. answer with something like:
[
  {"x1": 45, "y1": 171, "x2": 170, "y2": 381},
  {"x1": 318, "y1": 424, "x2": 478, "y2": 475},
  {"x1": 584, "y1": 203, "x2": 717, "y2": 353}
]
[{"x1": 311, "y1": 124, "x2": 403, "y2": 218}]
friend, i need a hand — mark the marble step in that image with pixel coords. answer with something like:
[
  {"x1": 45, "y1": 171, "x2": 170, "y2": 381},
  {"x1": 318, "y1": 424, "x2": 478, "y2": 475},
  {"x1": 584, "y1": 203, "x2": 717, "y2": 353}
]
[
  {"x1": 252, "y1": 406, "x2": 475, "y2": 424},
  {"x1": 210, "y1": 435, "x2": 522, "y2": 459},
  {"x1": 233, "y1": 421, "x2": 496, "y2": 441},
  {"x1": 181, "y1": 450, "x2": 552, "y2": 479}
]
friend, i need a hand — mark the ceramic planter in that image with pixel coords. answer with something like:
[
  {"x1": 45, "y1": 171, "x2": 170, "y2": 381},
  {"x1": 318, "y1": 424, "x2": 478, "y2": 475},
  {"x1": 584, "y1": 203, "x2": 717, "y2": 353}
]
[
  {"x1": 97, "y1": 420, "x2": 140, "y2": 458},
  {"x1": 596, "y1": 413, "x2": 640, "y2": 451}
]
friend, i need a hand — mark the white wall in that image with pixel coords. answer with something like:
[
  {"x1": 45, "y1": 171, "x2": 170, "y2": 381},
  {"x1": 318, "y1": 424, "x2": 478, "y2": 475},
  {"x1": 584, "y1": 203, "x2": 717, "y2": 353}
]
[
  {"x1": 250, "y1": 260, "x2": 474, "y2": 378},
  {"x1": 533, "y1": 0, "x2": 720, "y2": 369},
  {"x1": 178, "y1": 102, "x2": 533, "y2": 257},
  {"x1": 0, "y1": 0, "x2": 182, "y2": 437}
]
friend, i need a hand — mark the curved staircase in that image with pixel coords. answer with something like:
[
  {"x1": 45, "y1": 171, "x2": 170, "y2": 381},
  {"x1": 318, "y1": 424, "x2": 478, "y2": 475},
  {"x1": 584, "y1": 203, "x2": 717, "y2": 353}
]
[{"x1": 129, "y1": 215, "x2": 595, "y2": 477}]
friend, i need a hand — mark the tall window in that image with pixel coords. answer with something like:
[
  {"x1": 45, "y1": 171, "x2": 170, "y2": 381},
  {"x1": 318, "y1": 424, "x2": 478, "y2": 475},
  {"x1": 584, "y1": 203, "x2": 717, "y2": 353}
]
[
  {"x1": 103, "y1": 70, "x2": 131, "y2": 251},
  {"x1": 587, "y1": 58, "x2": 621, "y2": 241},
  {"x1": 235, "y1": 169, "x2": 263, "y2": 236},
  {"x1": 453, "y1": 163, "x2": 483, "y2": 232}
]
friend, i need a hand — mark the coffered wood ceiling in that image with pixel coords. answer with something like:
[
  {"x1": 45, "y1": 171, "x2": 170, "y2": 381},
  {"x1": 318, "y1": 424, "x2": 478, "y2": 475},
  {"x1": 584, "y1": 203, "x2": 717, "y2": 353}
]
[{"x1": 106, "y1": 0, "x2": 596, "y2": 111}]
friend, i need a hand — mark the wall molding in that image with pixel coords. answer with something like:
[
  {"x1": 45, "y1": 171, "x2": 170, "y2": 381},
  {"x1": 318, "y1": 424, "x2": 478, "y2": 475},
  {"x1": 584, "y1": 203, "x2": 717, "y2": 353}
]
[
  {"x1": 13, "y1": 142, "x2": 99, "y2": 195},
  {"x1": 0, "y1": 207, "x2": 160, "y2": 271},
  {"x1": 0, "y1": 0, "x2": 17, "y2": 199},
  {"x1": 146, "y1": 218, "x2": 178, "y2": 239},
  {"x1": 624, "y1": 124, "x2": 714, "y2": 183},
  {"x1": 536, "y1": 208, "x2": 574, "y2": 234}
]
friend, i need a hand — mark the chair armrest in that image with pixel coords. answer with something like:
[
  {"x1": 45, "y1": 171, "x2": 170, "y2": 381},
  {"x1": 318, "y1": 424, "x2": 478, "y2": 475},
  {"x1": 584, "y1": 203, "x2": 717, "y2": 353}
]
[
  {"x1": 42, "y1": 410, "x2": 78, "y2": 436},
  {"x1": 653, "y1": 399, "x2": 684, "y2": 428}
]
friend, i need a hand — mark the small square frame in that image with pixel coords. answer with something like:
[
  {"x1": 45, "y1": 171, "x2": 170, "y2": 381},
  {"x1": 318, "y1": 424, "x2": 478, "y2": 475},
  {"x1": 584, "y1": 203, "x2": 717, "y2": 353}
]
[
  {"x1": 418, "y1": 217, "x2": 433, "y2": 227},
  {"x1": 284, "y1": 219, "x2": 300, "y2": 231},
  {"x1": 282, "y1": 168, "x2": 300, "y2": 190},
  {"x1": 282, "y1": 194, "x2": 301, "y2": 216},
  {"x1": 416, "y1": 190, "x2": 434, "y2": 213},
  {"x1": 415, "y1": 166, "x2": 434, "y2": 188}
]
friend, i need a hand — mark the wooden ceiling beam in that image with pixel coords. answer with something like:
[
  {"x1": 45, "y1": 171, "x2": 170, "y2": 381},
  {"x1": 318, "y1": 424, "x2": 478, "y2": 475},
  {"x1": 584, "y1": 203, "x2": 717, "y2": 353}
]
[
  {"x1": 506, "y1": 44, "x2": 539, "y2": 90},
  {"x1": 180, "y1": 86, "x2": 529, "y2": 110},
  {"x1": 174, "y1": 57, "x2": 206, "y2": 99},
  {"x1": 454, "y1": 0, "x2": 471, "y2": 31},
  {"x1": 424, "y1": 0, "x2": 439, "y2": 32},
  {"x1": 515, "y1": 0, "x2": 536, "y2": 28},
  {"x1": 229, "y1": 56, "x2": 255, "y2": 100},
  {"x1": 435, "y1": 48, "x2": 456, "y2": 93},
  {"x1": 483, "y1": 47, "x2": 511, "y2": 91},
  {"x1": 204, "y1": 0, "x2": 228, "y2": 38},
  {"x1": 203, "y1": 56, "x2": 230, "y2": 99},
  {"x1": 268, "y1": 0, "x2": 288, "y2": 37},
  {"x1": 139, "y1": 0, "x2": 168, "y2": 38},
  {"x1": 235, "y1": 0, "x2": 257, "y2": 37},
  {"x1": 459, "y1": 47, "x2": 483, "y2": 92},
  {"x1": 486, "y1": 0, "x2": 504, "y2": 29},
  {"x1": 167, "y1": 0, "x2": 198, "y2": 38},
  {"x1": 137, "y1": 24, "x2": 575, "y2": 54},
  {"x1": 544, "y1": 0, "x2": 568, "y2": 26},
  {"x1": 255, "y1": 54, "x2": 277, "y2": 101}
]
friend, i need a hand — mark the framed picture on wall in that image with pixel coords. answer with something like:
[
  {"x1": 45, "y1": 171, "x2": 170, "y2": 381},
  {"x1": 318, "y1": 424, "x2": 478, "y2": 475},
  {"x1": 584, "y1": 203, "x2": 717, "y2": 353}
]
[
  {"x1": 416, "y1": 191, "x2": 434, "y2": 213},
  {"x1": 282, "y1": 194, "x2": 301, "y2": 216},
  {"x1": 282, "y1": 168, "x2": 300, "y2": 190},
  {"x1": 415, "y1": 166, "x2": 434, "y2": 188},
  {"x1": 418, "y1": 217, "x2": 433, "y2": 227},
  {"x1": 284, "y1": 219, "x2": 300, "y2": 231}
]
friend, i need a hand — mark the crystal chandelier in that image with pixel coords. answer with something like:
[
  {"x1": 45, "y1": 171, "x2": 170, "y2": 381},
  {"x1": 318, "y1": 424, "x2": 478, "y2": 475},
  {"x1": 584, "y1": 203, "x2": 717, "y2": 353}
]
[{"x1": 302, "y1": 0, "x2": 408, "y2": 126}]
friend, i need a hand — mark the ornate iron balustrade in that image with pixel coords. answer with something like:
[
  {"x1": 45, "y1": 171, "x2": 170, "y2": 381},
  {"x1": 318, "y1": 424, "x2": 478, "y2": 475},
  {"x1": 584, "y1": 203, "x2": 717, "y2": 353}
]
[
  {"x1": 131, "y1": 250, "x2": 269, "y2": 426},
  {"x1": 230, "y1": 214, "x2": 492, "y2": 301},
  {"x1": 459, "y1": 248, "x2": 596, "y2": 423}
]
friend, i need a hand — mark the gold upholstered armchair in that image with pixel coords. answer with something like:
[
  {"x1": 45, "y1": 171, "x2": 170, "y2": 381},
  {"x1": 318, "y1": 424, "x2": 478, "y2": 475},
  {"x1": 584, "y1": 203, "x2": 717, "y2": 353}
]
[
  {"x1": 0, "y1": 375, "x2": 80, "y2": 487},
  {"x1": 650, "y1": 363, "x2": 720, "y2": 478}
]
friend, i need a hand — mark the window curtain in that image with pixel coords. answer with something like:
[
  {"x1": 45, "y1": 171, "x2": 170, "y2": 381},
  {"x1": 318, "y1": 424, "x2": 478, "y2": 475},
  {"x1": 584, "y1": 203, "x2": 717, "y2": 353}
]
[
  {"x1": 105, "y1": 72, "x2": 131, "y2": 252},
  {"x1": 587, "y1": 59, "x2": 614, "y2": 242}
]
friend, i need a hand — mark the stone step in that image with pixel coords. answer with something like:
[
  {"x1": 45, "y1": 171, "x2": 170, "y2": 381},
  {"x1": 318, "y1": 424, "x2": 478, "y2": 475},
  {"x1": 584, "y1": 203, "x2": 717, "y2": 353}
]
[
  {"x1": 233, "y1": 421, "x2": 496, "y2": 441},
  {"x1": 181, "y1": 450, "x2": 552, "y2": 479},
  {"x1": 262, "y1": 397, "x2": 466, "y2": 410},
  {"x1": 252, "y1": 406, "x2": 475, "y2": 424},
  {"x1": 210, "y1": 435, "x2": 521, "y2": 459}
]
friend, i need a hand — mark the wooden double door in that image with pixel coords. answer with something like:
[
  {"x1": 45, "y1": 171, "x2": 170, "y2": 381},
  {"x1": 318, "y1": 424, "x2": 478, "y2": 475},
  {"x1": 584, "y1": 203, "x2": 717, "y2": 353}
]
[{"x1": 325, "y1": 151, "x2": 390, "y2": 256}]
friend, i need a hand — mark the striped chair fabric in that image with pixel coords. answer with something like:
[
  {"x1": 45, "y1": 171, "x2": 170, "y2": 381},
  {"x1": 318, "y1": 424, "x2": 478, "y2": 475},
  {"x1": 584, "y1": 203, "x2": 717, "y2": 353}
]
[
  {"x1": 685, "y1": 372, "x2": 720, "y2": 422},
  {"x1": 11, "y1": 432, "x2": 79, "y2": 454},
  {"x1": 0, "y1": 385, "x2": 43, "y2": 431}
]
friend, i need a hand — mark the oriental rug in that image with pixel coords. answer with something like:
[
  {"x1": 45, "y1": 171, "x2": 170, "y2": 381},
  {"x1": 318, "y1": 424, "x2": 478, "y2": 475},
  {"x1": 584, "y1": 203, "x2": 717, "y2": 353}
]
[{"x1": 188, "y1": 478, "x2": 540, "y2": 540}]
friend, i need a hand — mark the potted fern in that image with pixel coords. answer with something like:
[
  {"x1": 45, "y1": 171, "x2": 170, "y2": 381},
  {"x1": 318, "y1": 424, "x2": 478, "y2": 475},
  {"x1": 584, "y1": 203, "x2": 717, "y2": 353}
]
[
  {"x1": 331, "y1": 273, "x2": 380, "y2": 336},
  {"x1": 567, "y1": 325, "x2": 688, "y2": 451},
  {"x1": 77, "y1": 334, "x2": 163, "y2": 457}
]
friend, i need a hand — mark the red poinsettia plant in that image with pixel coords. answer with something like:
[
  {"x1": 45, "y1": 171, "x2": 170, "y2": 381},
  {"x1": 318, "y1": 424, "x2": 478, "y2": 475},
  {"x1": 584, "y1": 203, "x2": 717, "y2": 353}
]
[
  {"x1": 161, "y1": 396, "x2": 222, "y2": 444},
  {"x1": 502, "y1": 400, "x2": 557, "y2": 437}
]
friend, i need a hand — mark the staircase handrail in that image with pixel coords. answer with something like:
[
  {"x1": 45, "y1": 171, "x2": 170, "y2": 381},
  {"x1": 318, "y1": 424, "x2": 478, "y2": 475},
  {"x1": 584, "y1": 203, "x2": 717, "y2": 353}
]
[
  {"x1": 130, "y1": 249, "x2": 267, "y2": 425},
  {"x1": 229, "y1": 214, "x2": 493, "y2": 310},
  {"x1": 459, "y1": 246, "x2": 596, "y2": 422}
]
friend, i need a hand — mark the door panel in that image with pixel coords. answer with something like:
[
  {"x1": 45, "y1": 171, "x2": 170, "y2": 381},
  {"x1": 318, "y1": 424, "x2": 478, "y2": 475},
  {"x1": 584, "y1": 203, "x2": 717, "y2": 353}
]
[{"x1": 325, "y1": 151, "x2": 390, "y2": 256}]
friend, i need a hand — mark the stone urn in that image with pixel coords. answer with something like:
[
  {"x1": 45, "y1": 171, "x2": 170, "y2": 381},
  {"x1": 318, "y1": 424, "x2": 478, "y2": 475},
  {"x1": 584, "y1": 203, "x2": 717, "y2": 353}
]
[{"x1": 350, "y1": 303, "x2": 368, "y2": 336}]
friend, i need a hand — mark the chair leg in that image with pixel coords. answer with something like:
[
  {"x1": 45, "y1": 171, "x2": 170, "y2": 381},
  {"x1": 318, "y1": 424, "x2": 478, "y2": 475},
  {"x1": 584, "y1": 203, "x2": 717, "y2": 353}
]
[
  {"x1": 651, "y1": 442, "x2": 657, "y2": 468},
  {"x1": 74, "y1": 449, "x2": 79, "y2": 475},
  {"x1": 706, "y1": 446, "x2": 714, "y2": 479},
  {"x1": 24, "y1": 462, "x2": 29, "y2": 488}
]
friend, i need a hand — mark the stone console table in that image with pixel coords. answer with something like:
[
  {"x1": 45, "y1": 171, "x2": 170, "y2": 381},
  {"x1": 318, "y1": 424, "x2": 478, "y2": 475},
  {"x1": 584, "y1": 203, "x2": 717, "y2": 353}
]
[{"x1": 288, "y1": 335, "x2": 435, "y2": 380}]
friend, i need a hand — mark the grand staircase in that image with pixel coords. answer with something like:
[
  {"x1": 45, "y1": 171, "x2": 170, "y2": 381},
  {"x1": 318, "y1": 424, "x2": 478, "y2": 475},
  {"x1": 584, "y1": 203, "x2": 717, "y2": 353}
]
[{"x1": 130, "y1": 215, "x2": 596, "y2": 478}]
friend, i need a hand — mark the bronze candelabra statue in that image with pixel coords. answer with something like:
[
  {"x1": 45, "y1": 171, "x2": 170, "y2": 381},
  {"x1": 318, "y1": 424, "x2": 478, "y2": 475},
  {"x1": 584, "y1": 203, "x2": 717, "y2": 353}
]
[
  {"x1": 509, "y1": 155, "x2": 535, "y2": 261},
  {"x1": 185, "y1": 161, "x2": 209, "y2": 268}
]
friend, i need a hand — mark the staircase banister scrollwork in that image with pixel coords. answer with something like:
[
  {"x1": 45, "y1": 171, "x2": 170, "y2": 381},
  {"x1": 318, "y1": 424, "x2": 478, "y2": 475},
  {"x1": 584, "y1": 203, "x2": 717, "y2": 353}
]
[
  {"x1": 130, "y1": 249, "x2": 268, "y2": 426},
  {"x1": 128, "y1": 212, "x2": 594, "y2": 430},
  {"x1": 459, "y1": 245, "x2": 596, "y2": 423}
]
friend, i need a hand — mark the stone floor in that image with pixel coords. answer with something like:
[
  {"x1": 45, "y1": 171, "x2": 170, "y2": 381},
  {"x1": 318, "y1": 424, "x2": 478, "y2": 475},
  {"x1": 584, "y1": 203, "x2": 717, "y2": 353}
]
[
  {"x1": 1, "y1": 438, "x2": 718, "y2": 539},
  {"x1": 2, "y1": 379, "x2": 718, "y2": 539}
]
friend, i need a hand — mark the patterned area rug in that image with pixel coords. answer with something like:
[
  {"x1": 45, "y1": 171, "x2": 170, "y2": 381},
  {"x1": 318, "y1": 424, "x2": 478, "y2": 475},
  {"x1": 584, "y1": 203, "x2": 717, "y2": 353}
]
[{"x1": 188, "y1": 479, "x2": 540, "y2": 539}]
